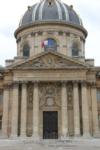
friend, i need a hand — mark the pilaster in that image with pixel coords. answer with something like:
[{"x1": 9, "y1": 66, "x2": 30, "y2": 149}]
[
  {"x1": 33, "y1": 82, "x2": 39, "y2": 140},
  {"x1": 73, "y1": 82, "x2": 80, "y2": 136},
  {"x1": 2, "y1": 85, "x2": 10, "y2": 138},
  {"x1": 81, "y1": 82, "x2": 90, "y2": 137},
  {"x1": 91, "y1": 83, "x2": 100, "y2": 137},
  {"x1": 11, "y1": 83, "x2": 19, "y2": 138},
  {"x1": 61, "y1": 82, "x2": 68, "y2": 139},
  {"x1": 20, "y1": 83, "x2": 27, "y2": 137}
]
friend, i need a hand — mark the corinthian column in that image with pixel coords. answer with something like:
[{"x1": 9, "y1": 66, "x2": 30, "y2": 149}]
[
  {"x1": 91, "y1": 84, "x2": 100, "y2": 137},
  {"x1": 81, "y1": 82, "x2": 90, "y2": 137},
  {"x1": 11, "y1": 83, "x2": 19, "y2": 138},
  {"x1": 61, "y1": 82, "x2": 68, "y2": 139},
  {"x1": 73, "y1": 82, "x2": 80, "y2": 136},
  {"x1": 2, "y1": 86, "x2": 9, "y2": 138},
  {"x1": 20, "y1": 83, "x2": 27, "y2": 137},
  {"x1": 33, "y1": 82, "x2": 39, "y2": 140}
]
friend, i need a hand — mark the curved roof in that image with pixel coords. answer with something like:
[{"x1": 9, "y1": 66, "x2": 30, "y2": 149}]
[{"x1": 19, "y1": 0, "x2": 83, "y2": 27}]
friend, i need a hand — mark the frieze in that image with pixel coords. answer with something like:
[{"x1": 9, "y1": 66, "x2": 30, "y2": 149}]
[{"x1": 39, "y1": 83, "x2": 61, "y2": 108}]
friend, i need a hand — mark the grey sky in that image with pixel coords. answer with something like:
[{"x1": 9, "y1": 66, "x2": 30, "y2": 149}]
[{"x1": 0, "y1": 0, "x2": 100, "y2": 66}]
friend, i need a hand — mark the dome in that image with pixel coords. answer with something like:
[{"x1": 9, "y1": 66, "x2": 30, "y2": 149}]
[{"x1": 19, "y1": 0, "x2": 83, "y2": 27}]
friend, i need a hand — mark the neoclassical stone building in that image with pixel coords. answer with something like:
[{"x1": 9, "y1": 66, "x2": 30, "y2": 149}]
[{"x1": 0, "y1": 0, "x2": 100, "y2": 139}]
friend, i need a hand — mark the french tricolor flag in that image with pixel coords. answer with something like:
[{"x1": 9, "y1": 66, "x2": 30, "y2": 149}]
[{"x1": 41, "y1": 39, "x2": 53, "y2": 48}]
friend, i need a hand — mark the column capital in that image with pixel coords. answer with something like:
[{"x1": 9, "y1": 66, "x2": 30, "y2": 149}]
[
  {"x1": 91, "y1": 82, "x2": 96, "y2": 88},
  {"x1": 72, "y1": 81, "x2": 79, "y2": 86},
  {"x1": 31, "y1": 80, "x2": 41, "y2": 84},
  {"x1": 85, "y1": 81, "x2": 96, "y2": 87},
  {"x1": 61, "y1": 81, "x2": 67, "y2": 86},
  {"x1": 3, "y1": 83, "x2": 12, "y2": 89},
  {"x1": 81, "y1": 80, "x2": 87, "y2": 86},
  {"x1": 12, "y1": 81, "x2": 19, "y2": 87},
  {"x1": 21, "y1": 82, "x2": 28, "y2": 86}
]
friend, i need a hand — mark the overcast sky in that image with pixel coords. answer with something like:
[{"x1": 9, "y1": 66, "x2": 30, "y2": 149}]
[{"x1": 0, "y1": 0, "x2": 100, "y2": 66}]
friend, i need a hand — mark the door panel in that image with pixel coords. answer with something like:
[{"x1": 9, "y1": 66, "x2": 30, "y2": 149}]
[{"x1": 43, "y1": 111, "x2": 58, "y2": 139}]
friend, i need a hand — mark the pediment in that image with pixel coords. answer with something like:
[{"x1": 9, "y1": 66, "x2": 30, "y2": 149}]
[{"x1": 10, "y1": 51, "x2": 87, "y2": 70}]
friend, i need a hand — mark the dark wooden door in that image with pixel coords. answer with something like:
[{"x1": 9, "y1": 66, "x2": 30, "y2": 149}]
[{"x1": 43, "y1": 111, "x2": 58, "y2": 139}]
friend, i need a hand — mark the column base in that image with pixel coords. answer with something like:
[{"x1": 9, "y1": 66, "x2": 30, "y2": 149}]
[
  {"x1": 20, "y1": 134, "x2": 27, "y2": 139},
  {"x1": 32, "y1": 135, "x2": 40, "y2": 141},
  {"x1": 1, "y1": 131, "x2": 9, "y2": 139},
  {"x1": 10, "y1": 134, "x2": 18, "y2": 139},
  {"x1": 82, "y1": 133, "x2": 91, "y2": 139},
  {"x1": 93, "y1": 132, "x2": 100, "y2": 138},
  {"x1": 60, "y1": 135, "x2": 69, "y2": 140},
  {"x1": 74, "y1": 134, "x2": 81, "y2": 138},
  {"x1": 1, "y1": 135, "x2": 8, "y2": 139}
]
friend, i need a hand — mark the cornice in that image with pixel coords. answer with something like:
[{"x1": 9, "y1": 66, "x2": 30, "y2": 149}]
[{"x1": 14, "y1": 21, "x2": 88, "y2": 38}]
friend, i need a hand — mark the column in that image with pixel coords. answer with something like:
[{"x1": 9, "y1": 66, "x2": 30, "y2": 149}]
[
  {"x1": 61, "y1": 82, "x2": 68, "y2": 139},
  {"x1": 81, "y1": 82, "x2": 90, "y2": 137},
  {"x1": 2, "y1": 86, "x2": 9, "y2": 137},
  {"x1": 73, "y1": 82, "x2": 80, "y2": 136},
  {"x1": 91, "y1": 84, "x2": 100, "y2": 137},
  {"x1": 11, "y1": 83, "x2": 19, "y2": 138},
  {"x1": 33, "y1": 82, "x2": 39, "y2": 139},
  {"x1": 20, "y1": 83, "x2": 27, "y2": 137}
]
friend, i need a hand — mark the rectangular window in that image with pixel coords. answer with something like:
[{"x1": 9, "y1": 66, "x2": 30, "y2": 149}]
[{"x1": 97, "y1": 89, "x2": 100, "y2": 101}]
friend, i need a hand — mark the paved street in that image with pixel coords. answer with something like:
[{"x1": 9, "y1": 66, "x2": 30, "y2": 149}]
[{"x1": 0, "y1": 138, "x2": 100, "y2": 150}]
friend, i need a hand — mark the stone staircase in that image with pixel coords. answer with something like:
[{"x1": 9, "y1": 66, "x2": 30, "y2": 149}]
[{"x1": 0, "y1": 138, "x2": 100, "y2": 150}]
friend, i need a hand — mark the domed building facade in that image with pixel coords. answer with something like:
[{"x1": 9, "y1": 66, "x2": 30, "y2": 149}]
[{"x1": 0, "y1": 0, "x2": 100, "y2": 139}]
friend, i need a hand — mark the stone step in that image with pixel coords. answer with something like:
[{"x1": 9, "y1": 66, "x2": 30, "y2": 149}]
[{"x1": 0, "y1": 139, "x2": 100, "y2": 150}]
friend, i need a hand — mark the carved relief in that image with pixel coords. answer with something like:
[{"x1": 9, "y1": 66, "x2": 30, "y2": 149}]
[
  {"x1": 39, "y1": 83, "x2": 61, "y2": 108},
  {"x1": 14, "y1": 53, "x2": 84, "y2": 69},
  {"x1": 27, "y1": 83, "x2": 33, "y2": 136},
  {"x1": 27, "y1": 84, "x2": 33, "y2": 108},
  {"x1": 67, "y1": 83, "x2": 73, "y2": 109}
]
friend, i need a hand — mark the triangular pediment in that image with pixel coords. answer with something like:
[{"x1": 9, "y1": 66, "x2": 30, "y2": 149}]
[{"x1": 8, "y1": 51, "x2": 87, "y2": 70}]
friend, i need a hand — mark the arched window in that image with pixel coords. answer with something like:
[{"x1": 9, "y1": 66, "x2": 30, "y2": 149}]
[
  {"x1": 42, "y1": 38, "x2": 57, "y2": 51},
  {"x1": 72, "y1": 42, "x2": 79, "y2": 57},
  {"x1": 23, "y1": 45, "x2": 30, "y2": 57}
]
